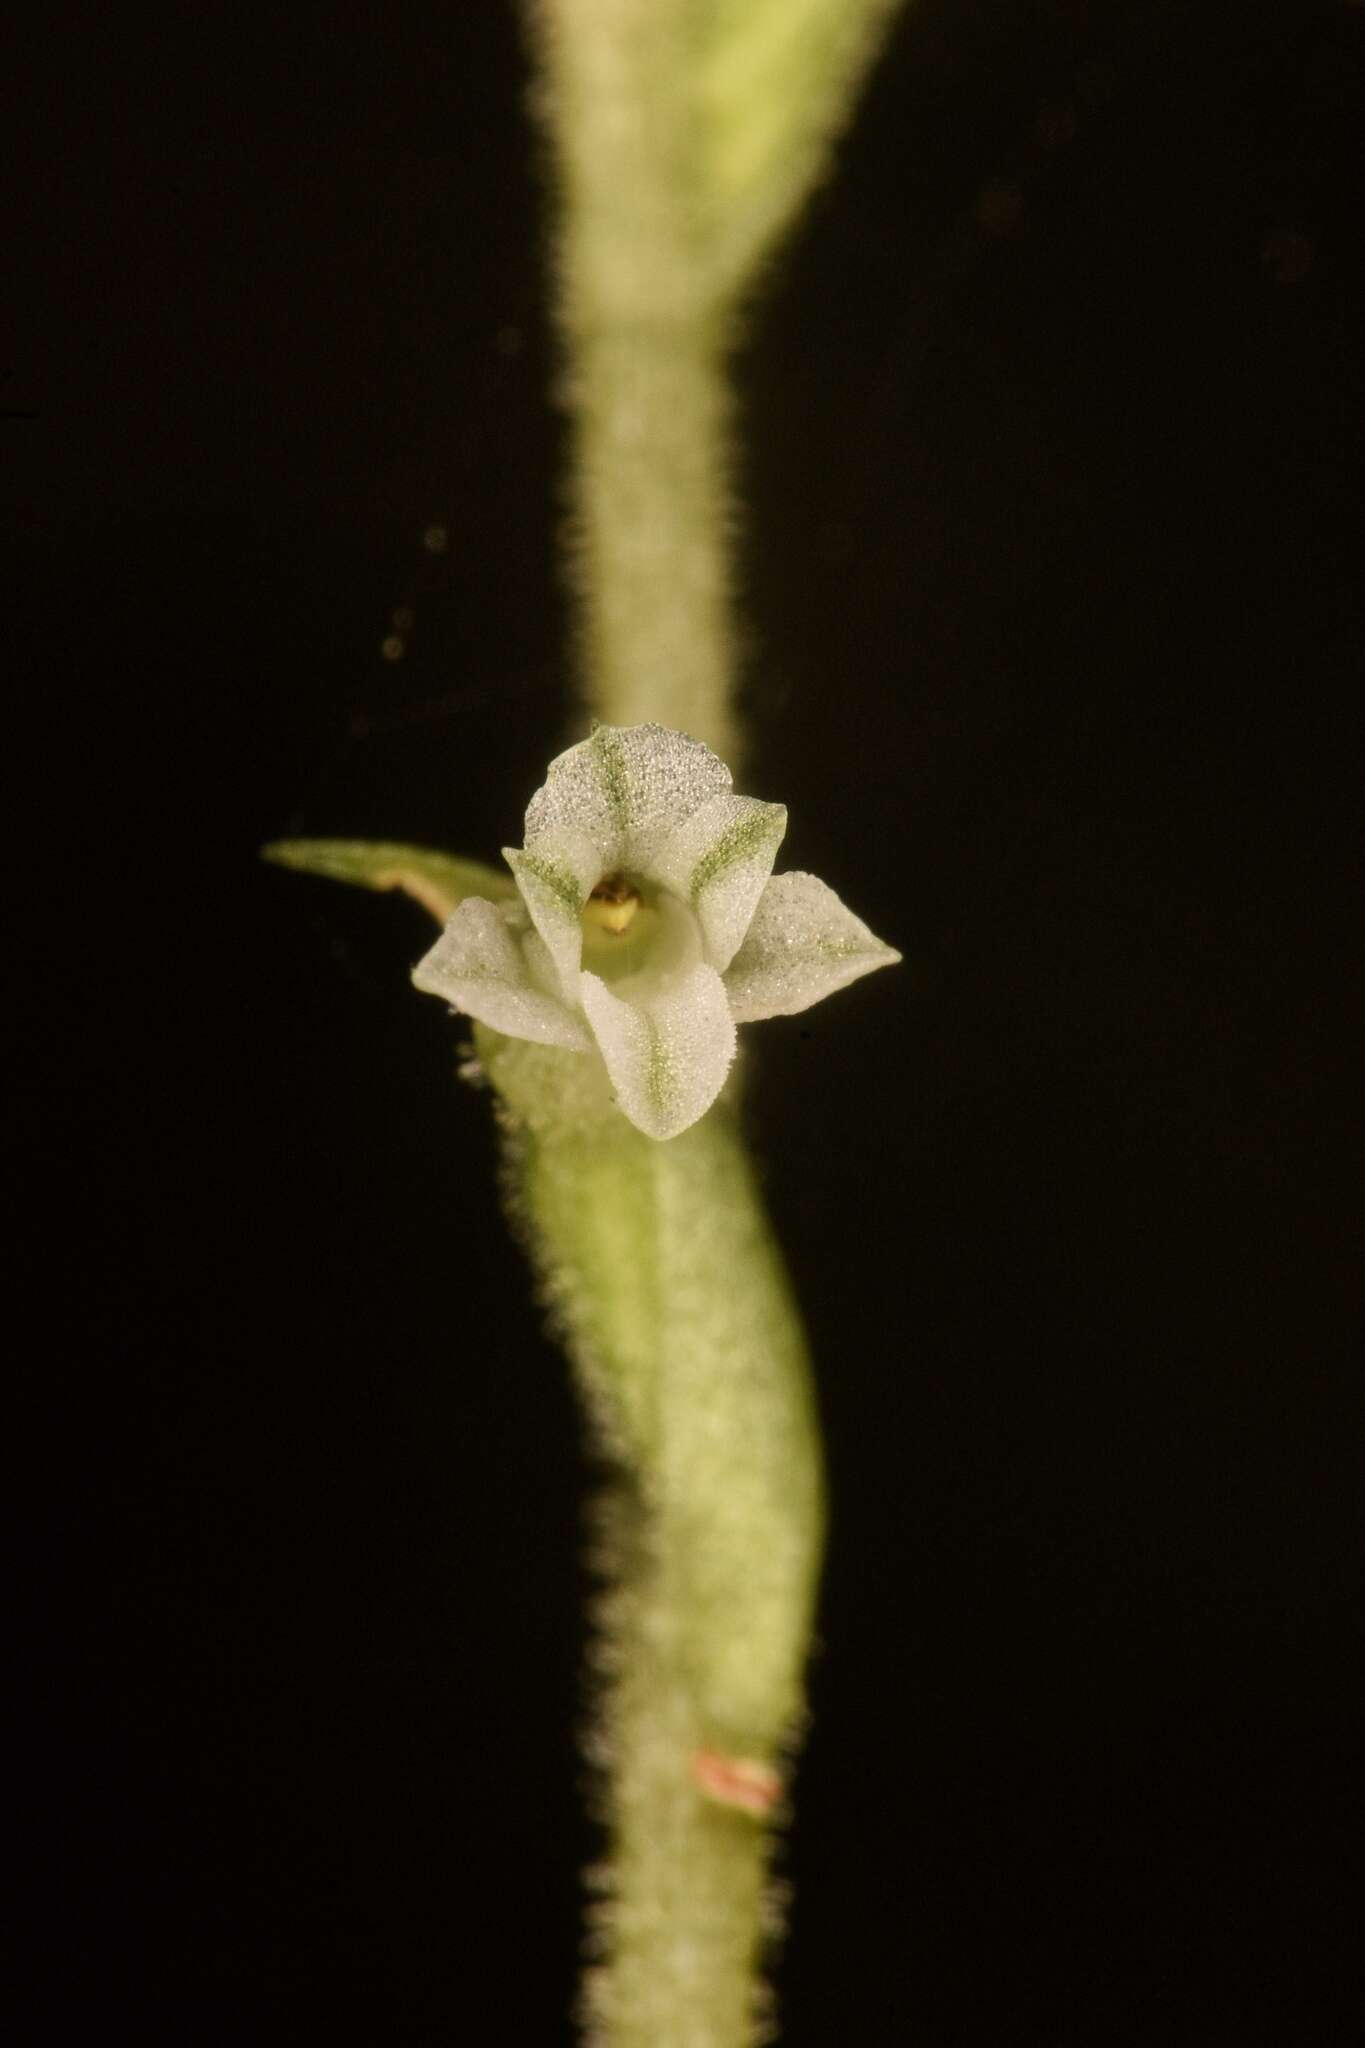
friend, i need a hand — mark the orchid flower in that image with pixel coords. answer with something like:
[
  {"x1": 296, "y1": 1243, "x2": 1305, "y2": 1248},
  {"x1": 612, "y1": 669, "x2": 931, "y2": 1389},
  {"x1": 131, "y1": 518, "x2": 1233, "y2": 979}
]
[{"x1": 411, "y1": 723, "x2": 899, "y2": 1139}]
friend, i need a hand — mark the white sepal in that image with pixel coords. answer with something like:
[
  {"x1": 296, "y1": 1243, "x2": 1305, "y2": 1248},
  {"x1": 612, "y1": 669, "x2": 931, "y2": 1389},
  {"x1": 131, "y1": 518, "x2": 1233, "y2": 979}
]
[
  {"x1": 525, "y1": 723, "x2": 733, "y2": 873},
  {"x1": 412, "y1": 897, "x2": 592, "y2": 1050},
  {"x1": 722, "y1": 870, "x2": 901, "y2": 1021}
]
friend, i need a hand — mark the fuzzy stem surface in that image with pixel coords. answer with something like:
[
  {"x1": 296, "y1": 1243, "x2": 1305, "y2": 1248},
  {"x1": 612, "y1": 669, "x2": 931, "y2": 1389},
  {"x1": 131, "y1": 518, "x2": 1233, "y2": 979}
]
[
  {"x1": 532, "y1": 0, "x2": 743, "y2": 769},
  {"x1": 480, "y1": 1032, "x2": 823, "y2": 2046}
]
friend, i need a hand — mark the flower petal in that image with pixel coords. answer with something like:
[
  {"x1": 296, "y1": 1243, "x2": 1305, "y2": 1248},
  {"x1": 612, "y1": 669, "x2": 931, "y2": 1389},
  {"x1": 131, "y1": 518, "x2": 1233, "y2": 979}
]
[
  {"x1": 650, "y1": 793, "x2": 787, "y2": 972},
  {"x1": 412, "y1": 897, "x2": 591, "y2": 1049},
  {"x1": 580, "y1": 961, "x2": 737, "y2": 1140},
  {"x1": 502, "y1": 836, "x2": 595, "y2": 1006},
  {"x1": 524, "y1": 724, "x2": 733, "y2": 873},
  {"x1": 722, "y1": 871, "x2": 901, "y2": 1021}
]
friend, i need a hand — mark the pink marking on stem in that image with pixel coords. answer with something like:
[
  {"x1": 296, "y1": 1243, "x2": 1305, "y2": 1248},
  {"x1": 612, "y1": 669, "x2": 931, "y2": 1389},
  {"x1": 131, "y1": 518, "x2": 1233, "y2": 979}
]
[{"x1": 692, "y1": 1750, "x2": 782, "y2": 1817}]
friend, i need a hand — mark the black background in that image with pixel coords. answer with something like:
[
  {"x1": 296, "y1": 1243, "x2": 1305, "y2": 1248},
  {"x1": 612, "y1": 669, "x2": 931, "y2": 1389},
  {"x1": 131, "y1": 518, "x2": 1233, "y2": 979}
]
[{"x1": 12, "y1": 2, "x2": 1364, "y2": 2041}]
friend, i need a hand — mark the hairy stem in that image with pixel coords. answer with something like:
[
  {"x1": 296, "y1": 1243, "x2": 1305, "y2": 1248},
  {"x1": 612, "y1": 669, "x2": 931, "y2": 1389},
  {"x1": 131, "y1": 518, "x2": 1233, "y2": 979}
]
[
  {"x1": 532, "y1": 0, "x2": 743, "y2": 769},
  {"x1": 567, "y1": 326, "x2": 739, "y2": 768},
  {"x1": 518, "y1": 0, "x2": 907, "y2": 2034},
  {"x1": 479, "y1": 1032, "x2": 823, "y2": 2046},
  {"x1": 582, "y1": 1486, "x2": 775, "y2": 2048}
]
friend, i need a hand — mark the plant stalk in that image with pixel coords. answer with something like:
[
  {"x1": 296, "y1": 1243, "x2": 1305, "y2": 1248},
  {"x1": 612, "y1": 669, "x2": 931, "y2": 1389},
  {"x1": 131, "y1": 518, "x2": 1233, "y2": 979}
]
[
  {"x1": 532, "y1": 0, "x2": 743, "y2": 769},
  {"x1": 479, "y1": 1032, "x2": 823, "y2": 2047}
]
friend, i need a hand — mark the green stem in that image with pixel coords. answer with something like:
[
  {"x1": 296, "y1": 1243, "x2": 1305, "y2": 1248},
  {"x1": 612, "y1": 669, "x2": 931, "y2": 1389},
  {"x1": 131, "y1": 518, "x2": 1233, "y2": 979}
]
[
  {"x1": 518, "y1": 2, "x2": 901, "y2": 2034},
  {"x1": 278, "y1": 9, "x2": 903, "y2": 2035},
  {"x1": 583, "y1": 1494, "x2": 776, "y2": 2048},
  {"x1": 532, "y1": 0, "x2": 743, "y2": 770},
  {"x1": 569, "y1": 326, "x2": 739, "y2": 769},
  {"x1": 480, "y1": 1032, "x2": 824, "y2": 2046}
]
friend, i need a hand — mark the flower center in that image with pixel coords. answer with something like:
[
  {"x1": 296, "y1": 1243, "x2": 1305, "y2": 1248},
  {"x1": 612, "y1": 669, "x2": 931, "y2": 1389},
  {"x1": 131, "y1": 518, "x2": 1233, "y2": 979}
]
[
  {"x1": 582, "y1": 872, "x2": 641, "y2": 937},
  {"x1": 579, "y1": 872, "x2": 690, "y2": 989}
]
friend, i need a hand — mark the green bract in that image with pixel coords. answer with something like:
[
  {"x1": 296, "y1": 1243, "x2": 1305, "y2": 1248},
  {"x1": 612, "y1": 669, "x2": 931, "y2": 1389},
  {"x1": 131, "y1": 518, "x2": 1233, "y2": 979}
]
[{"x1": 411, "y1": 723, "x2": 900, "y2": 1140}]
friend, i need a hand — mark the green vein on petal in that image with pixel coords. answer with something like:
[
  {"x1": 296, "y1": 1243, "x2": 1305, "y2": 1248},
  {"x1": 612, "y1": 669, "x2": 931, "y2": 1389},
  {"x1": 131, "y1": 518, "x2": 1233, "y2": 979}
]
[
  {"x1": 689, "y1": 807, "x2": 785, "y2": 900},
  {"x1": 591, "y1": 724, "x2": 632, "y2": 832},
  {"x1": 510, "y1": 848, "x2": 586, "y2": 919}
]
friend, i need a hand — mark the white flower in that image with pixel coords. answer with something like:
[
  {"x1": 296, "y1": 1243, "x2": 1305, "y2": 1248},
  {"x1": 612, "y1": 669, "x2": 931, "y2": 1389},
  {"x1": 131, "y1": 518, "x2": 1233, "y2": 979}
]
[{"x1": 412, "y1": 724, "x2": 900, "y2": 1140}]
